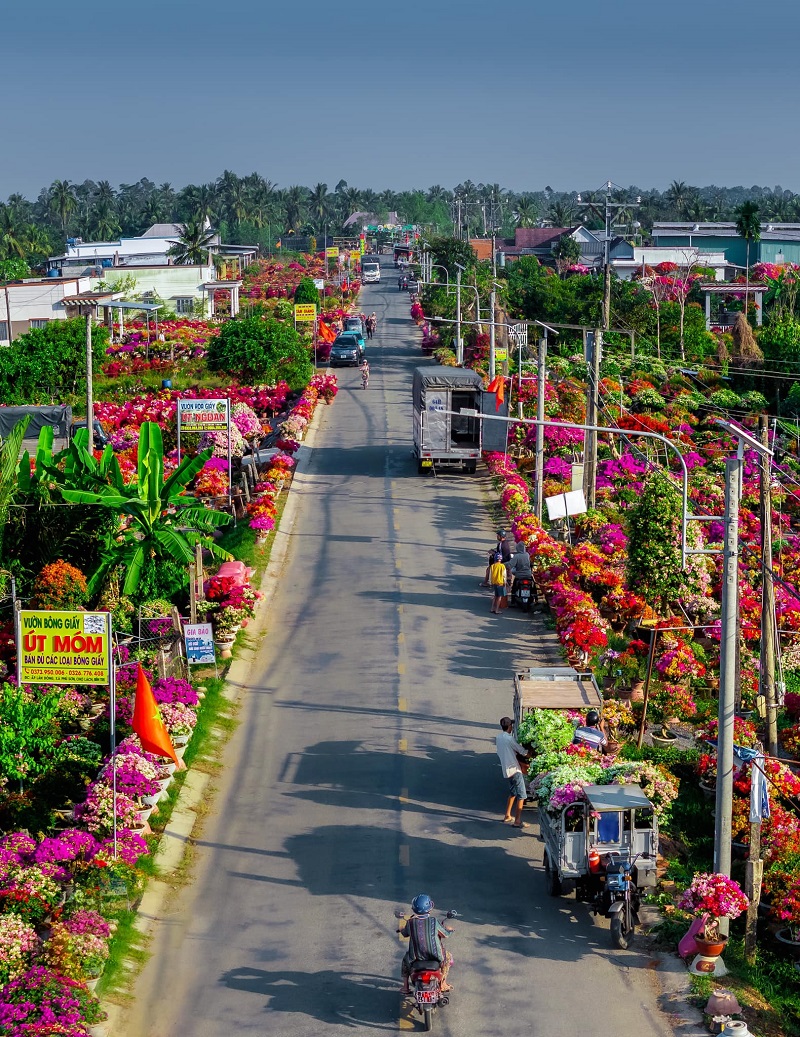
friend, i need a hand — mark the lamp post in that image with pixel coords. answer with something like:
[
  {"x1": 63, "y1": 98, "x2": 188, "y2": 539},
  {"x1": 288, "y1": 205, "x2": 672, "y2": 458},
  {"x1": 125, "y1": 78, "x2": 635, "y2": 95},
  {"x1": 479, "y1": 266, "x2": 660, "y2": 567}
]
[{"x1": 576, "y1": 181, "x2": 640, "y2": 330}]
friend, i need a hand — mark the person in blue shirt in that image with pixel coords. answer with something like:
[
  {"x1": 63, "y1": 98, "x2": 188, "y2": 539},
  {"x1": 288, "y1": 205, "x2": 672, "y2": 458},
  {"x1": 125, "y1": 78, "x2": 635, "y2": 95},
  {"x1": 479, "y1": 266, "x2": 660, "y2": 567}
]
[{"x1": 573, "y1": 710, "x2": 608, "y2": 752}]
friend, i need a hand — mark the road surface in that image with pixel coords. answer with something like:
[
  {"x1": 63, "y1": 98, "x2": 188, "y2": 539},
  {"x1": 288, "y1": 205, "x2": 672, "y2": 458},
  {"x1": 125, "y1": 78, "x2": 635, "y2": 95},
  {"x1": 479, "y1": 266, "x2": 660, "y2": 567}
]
[{"x1": 121, "y1": 260, "x2": 675, "y2": 1037}]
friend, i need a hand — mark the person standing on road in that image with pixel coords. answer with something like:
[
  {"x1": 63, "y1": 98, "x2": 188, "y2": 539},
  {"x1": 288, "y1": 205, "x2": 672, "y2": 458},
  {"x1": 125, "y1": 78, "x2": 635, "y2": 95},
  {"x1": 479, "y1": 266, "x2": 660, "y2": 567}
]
[
  {"x1": 482, "y1": 529, "x2": 511, "y2": 586},
  {"x1": 488, "y1": 553, "x2": 508, "y2": 614},
  {"x1": 495, "y1": 717, "x2": 529, "y2": 828}
]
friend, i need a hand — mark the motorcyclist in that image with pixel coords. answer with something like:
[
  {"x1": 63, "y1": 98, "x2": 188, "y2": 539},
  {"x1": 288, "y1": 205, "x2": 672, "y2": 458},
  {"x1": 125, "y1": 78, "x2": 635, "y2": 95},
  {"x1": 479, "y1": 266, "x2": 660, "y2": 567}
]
[
  {"x1": 507, "y1": 541, "x2": 533, "y2": 595},
  {"x1": 398, "y1": 894, "x2": 453, "y2": 993},
  {"x1": 573, "y1": 709, "x2": 608, "y2": 752}
]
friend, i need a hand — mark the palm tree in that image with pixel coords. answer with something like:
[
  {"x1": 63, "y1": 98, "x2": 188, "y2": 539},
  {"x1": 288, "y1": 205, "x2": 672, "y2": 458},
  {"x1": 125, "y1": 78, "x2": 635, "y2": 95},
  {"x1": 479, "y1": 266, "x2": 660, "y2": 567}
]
[
  {"x1": 282, "y1": 185, "x2": 307, "y2": 235},
  {"x1": 546, "y1": 200, "x2": 576, "y2": 228},
  {"x1": 513, "y1": 197, "x2": 538, "y2": 228},
  {"x1": 0, "y1": 204, "x2": 31, "y2": 258},
  {"x1": 90, "y1": 200, "x2": 121, "y2": 241},
  {"x1": 50, "y1": 180, "x2": 77, "y2": 234},
  {"x1": 308, "y1": 182, "x2": 329, "y2": 223},
  {"x1": 735, "y1": 201, "x2": 761, "y2": 320},
  {"x1": 167, "y1": 219, "x2": 216, "y2": 264},
  {"x1": 666, "y1": 180, "x2": 690, "y2": 218},
  {"x1": 684, "y1": 195, "x2": 707, "y2": 222}
]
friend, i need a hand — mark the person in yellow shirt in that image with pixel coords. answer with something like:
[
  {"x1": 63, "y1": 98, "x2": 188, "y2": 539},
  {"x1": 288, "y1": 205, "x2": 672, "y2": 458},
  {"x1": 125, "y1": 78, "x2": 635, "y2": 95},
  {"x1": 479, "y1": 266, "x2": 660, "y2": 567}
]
[{"x1": 489, "y1": 552, "x2": 508, "y2": 614}]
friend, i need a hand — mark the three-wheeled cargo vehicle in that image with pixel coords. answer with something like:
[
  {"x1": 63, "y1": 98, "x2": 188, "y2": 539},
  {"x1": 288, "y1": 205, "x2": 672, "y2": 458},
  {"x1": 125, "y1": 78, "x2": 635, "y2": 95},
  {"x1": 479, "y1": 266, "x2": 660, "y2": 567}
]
[{"x1": 411, "y1": 366, "x2": 508, "y2": 474}]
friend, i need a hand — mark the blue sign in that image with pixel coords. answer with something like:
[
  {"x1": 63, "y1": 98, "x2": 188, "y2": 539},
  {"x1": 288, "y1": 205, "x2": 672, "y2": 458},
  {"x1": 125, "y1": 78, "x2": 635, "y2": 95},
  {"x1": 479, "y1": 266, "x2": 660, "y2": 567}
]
[{"x1": 184, "y1": 622, "x2": 215, "y2": 665}]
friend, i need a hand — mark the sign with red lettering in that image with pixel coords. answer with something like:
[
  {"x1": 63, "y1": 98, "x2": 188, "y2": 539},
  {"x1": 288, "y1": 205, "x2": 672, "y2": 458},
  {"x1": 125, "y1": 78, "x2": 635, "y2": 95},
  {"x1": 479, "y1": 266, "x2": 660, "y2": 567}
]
[
  {"x1": 17, "y1": 610, "x2": 112, "y2": 685},
  {"x1": 177, "y1": 398, "x2": 229, "y2": 432}
]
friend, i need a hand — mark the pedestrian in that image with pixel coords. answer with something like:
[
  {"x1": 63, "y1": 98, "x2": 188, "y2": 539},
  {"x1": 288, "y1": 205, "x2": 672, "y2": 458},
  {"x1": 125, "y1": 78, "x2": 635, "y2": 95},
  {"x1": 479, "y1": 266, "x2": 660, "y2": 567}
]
[
  {"x1": 482, "y1": 530, "x2": 511, "y2": 586},
  {"x1": 489, "y1": 552, "x2": 508, "y2": 614},
  {"x1": 495, "y1": 717, "x2": 529, "y2": 828}
]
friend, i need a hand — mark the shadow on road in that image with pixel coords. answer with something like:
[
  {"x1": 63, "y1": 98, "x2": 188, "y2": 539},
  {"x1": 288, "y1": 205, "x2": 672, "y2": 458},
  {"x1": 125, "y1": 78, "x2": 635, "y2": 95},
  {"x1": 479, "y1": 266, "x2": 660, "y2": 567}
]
[{"x1": 220, "y1": 966, "x2": 400, "y2": 1029}]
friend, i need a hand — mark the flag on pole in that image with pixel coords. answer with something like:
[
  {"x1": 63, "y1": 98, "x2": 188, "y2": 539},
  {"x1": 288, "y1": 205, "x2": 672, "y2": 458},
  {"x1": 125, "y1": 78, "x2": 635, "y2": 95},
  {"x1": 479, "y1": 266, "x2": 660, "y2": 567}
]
[
  {"x1": 275, "y1": 239, "x2": 282, "y2": 249},
  {"x1": 486, "y1": 375, "x2": 505, "y2": 411},
  {"x1": 318, "y1": 321, "x2": 337, "y2": 344},
  {"x1": 132, "y1": 663, "x2": 182, "y2": 768}
]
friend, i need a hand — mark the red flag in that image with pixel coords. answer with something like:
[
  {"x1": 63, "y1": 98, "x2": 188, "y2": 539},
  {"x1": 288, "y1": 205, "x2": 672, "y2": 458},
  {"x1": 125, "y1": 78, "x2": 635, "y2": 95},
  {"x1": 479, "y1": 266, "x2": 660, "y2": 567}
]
[
  {"x1": 486, "y1": 376, "x2": 505, "y2": 411},
  {"x1": 318, "y1": 321, "x2": 336, "y2": 344},
  {"x1": 132, "y1": 663, "x2": 182, "y2": 768}
]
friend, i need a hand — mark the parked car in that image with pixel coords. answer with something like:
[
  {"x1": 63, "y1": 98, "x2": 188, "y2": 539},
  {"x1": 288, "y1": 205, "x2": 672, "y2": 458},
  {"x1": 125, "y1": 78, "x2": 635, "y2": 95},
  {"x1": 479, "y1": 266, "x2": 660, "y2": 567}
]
[
  {"x1": 329, "y1": 333, "x2": 364, "y2": 366},
  {"x1": 344, "y1": 315, "x2": 365, "y2": 336},
  {"x1": 338, "y1": 326, "x2": 365, "y2": 351}
]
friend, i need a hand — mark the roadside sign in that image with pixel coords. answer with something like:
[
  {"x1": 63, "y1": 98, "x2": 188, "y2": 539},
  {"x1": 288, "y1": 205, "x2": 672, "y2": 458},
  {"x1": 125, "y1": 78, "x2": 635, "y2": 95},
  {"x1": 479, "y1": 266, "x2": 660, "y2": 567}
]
[
  {"x1": 313, "y1": 278, "x2": 325, "y2": 290},
  {"x1": 17, "y1": 610, "x2": 112, "y2": 685},
  {"x1": 177, "y1": 398, "x2": 228, "y2": 432},
  {"x1": 184, "y1": 622, "x2": 215, "y2": 665},
  {"x1": 495, "y1": 348, "x2": 508, "y2": 362},
  {"x1": 294, "y1": 304, "x2": 317, "y2": 322},
  {"x1": 326, "y1": 247, "x2": 339, "y2": 258}
]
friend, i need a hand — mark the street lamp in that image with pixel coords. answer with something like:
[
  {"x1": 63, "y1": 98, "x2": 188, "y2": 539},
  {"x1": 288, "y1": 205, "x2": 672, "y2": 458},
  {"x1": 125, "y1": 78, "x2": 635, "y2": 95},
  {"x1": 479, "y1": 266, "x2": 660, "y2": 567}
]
[
  {"x1": 577, "y1": 181, "x2": 640, "y2": 329},
  {"x1": 489, "y1": 280, "x2": 504, "y2": 379}
]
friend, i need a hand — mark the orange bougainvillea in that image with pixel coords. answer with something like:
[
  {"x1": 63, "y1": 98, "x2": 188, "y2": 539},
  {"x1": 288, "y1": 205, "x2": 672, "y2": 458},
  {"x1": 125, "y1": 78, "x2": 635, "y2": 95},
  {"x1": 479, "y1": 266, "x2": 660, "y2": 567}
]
[{"x1": 32, "y1": 560, "x2": 88, "y2": 611}]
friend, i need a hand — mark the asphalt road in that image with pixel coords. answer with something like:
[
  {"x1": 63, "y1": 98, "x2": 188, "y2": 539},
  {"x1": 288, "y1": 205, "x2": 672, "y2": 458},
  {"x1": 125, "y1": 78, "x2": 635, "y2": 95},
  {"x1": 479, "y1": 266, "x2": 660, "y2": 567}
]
[{"x1": 121, "y1": 261, "x2": 676, "y2": 1037}]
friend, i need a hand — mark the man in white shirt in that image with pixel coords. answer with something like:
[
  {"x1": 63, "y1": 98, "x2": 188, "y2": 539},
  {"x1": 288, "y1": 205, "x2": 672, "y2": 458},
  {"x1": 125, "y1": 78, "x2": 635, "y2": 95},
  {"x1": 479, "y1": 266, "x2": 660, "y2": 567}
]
[{"x1": 495, "y1": 717, "x2": 529, "y2": 829}]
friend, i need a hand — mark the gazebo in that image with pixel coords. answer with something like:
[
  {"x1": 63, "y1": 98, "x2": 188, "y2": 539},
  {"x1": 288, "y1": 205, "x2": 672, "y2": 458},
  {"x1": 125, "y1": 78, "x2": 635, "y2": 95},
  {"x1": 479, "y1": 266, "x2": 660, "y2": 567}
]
[
  {"x1": 201, "y1": 280, "x2": 242, "y2": 318},
  {"x1": 698, "y1": 281, "x2": 768, "y2": 329}
]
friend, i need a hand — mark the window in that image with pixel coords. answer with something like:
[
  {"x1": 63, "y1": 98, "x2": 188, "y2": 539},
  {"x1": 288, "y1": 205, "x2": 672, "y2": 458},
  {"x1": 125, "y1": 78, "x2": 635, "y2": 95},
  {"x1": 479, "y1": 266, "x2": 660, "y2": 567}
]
[
  {"x1": 0, "y1": 321, "x2": 7, "y2": 341},
  {"x1": 175, "y1": 297, "x2": 194, "y2": 315},
  {"x1": 30, "y1": 319, "x2": 49, "y2": 329}
]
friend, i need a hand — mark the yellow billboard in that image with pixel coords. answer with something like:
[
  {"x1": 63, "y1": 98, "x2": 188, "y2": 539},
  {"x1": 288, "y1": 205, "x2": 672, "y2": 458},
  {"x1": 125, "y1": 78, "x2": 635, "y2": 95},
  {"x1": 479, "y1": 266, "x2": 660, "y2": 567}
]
[
  {"x1": 17, "y1": 610, "x2": 112, "y2": 685},
  {"x1": 294, "y1": 304, "x2": 317, "y2": 322},
  {"x1": 326, "y1": 247, "x2": 339, "y2": 258}
]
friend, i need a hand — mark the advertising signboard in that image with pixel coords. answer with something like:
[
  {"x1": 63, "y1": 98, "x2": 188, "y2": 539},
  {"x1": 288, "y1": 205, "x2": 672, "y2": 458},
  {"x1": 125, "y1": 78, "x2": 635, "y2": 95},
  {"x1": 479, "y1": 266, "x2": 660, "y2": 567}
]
[
  {"x1": 177, "y1": 398, "x2": 229, "y2": 432},
  {"x1": 184, "y1": 622, "x2": 215, "y2": 665},
  {"x1": 294, "y1": 304, "x2": 317, "y2": 322},
  {"x1": 17, "y1": 610, "x2": 112, "y2": 685}
]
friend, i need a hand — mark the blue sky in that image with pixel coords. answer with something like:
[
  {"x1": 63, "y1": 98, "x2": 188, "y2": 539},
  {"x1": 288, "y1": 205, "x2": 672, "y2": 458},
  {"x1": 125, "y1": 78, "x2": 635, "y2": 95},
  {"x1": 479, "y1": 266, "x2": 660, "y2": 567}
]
[{"x1": 3, "y1": 0, "x2": 797, "y2": 198}]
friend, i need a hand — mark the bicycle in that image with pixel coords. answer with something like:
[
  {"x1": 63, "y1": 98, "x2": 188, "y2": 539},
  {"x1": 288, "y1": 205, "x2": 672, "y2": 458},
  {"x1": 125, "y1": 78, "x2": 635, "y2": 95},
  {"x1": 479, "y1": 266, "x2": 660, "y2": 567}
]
[{"x1": 361, "y1": 363, "x2": 370, "y2": 389}]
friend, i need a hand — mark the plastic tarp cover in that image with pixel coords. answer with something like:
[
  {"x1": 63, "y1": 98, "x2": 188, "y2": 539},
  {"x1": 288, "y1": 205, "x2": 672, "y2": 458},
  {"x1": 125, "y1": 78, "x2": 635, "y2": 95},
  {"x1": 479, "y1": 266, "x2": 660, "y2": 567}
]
[
  {"x1": 0, "y1": 405, "x2": 72, "y2": 440},
  {"x1": 412, "y1": 366, "x2": 483, "y2": 410},
  {"x1": 480, "y1": 392, "x2": 510, "y2": 451}
]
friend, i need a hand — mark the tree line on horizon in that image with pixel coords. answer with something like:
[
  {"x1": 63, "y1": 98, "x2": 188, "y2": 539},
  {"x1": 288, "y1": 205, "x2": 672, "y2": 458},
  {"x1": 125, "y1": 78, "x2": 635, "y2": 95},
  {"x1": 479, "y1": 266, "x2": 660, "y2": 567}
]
[{"x1": 1, "y1": 172, "x2": 798, "y2": 273}]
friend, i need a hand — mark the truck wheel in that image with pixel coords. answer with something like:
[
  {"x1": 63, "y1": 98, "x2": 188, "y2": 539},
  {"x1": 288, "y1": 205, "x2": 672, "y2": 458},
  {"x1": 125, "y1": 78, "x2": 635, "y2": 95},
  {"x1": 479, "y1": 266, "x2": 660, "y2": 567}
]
[
  {"x1": 544, "y1": 851, "x2": 562, "y2": 897},
  {"x1": 464, "y1": 462, "x2": 477, "y2": 474}
]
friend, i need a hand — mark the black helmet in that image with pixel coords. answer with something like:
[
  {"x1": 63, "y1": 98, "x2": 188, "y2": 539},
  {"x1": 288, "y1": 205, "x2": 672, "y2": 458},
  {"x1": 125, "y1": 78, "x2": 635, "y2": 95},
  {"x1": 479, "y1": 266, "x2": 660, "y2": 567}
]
[
  {"x1": 496, "y1": 529, "x2": 506, "y2": 538},
  {"x1": 586, "y1": 709, "x2": 600, "y2": 726}
]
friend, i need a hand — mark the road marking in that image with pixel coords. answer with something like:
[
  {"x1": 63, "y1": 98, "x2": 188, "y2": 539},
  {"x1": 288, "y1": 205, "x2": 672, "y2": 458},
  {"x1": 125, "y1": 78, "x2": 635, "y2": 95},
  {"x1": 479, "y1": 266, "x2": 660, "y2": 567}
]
[
  {"x1": 394, "y1": 520, "x2": 400, "y2": 532},
  {"x1": 399, "y1": 788, "x2": 409, "y2": 803},
  {"x1": 397, "y1": 662, "x2": 405, "y2": 675},
  {"x1": 397, "y1": 632, "x2": 405, "y2": 644},
  {"x1": 399, "y1": 844, "x2": 410, "y2": 867},
  {"x1": 397, "y1": 604, "x2": 404, "y2": 614},
  {"x1": 397, "y1": 697, "x2": 407, "y2": 712},
  {"x1": 396, "y1": 559, "x2": 402, "y2": 571},
  {"x1": 398, "y1": 738, "x2": 407, "y2": 753}
]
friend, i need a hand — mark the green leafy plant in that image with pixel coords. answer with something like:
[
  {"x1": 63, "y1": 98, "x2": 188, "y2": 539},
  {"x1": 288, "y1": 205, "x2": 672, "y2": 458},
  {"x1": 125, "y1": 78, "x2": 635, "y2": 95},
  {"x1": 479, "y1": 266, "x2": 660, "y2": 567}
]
[
  {"x1": 54, "y1": 422, "x2": 232, "y2": 599},
  {"x1": 0, "y1": 684, "x2": 64, "y2": 784},
  {"x1": 627, "y1": 473, "x2": 685, "y2": 608},
  {"x1": 208, "y1": 315, "x2": 312, "y2": 388}
]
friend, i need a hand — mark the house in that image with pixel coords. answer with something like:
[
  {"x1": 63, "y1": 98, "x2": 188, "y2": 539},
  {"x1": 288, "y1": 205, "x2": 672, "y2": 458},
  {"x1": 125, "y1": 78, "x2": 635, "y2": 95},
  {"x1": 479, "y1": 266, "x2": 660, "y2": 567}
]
[
  {"x1": 609, "y1": 244, "x2": 728, "y2": 281},
  {"x1": 48, "y1": 222, "x2": 257, "y2": 278},
  {"x1": 0, "y1": 275, "x2": 100, "y2": 344},
  {"x1": 652, "y1": 222, "x2": 800, "y2": 268},
  {"x1": 472, "y1": 226, "x2": 607, "y2": 267}
]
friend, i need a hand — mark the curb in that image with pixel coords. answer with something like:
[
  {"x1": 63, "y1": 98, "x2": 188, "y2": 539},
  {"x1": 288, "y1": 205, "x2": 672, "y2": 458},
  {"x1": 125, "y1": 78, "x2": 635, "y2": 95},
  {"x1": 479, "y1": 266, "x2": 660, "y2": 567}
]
[{"x1": 97, "y1": 388, "x2": 329, "y2": 1036}]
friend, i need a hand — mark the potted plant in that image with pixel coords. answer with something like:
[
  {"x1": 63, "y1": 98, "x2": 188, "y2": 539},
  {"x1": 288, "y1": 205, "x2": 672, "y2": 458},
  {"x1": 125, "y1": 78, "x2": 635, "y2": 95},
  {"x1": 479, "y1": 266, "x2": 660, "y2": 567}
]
[
  {"x1": 677, "y1": 872, "x2": 749, "y2": 972},
  {"x1": 649, "y1": 682, "x2": 697, "y2": 745}
]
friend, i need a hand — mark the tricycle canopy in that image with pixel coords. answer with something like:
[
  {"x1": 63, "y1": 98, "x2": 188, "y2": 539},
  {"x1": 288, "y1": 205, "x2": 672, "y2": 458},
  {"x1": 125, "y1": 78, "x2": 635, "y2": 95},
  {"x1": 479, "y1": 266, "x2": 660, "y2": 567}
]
[{"x1": 584, "y1": 784, "x2": 653, "y2": 812}]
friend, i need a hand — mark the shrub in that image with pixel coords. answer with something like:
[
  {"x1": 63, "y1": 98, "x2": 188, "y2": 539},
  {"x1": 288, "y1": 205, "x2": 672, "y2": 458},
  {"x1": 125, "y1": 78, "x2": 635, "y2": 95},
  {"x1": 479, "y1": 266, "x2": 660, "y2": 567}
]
[
  {"x1": 32, "y1": 560, "x2": 88, "y2": 610},
  {"x1": 709, "y1": 389, "x2": 742, "y2": 410},
  {"x1": 208, "y1": 316, "x2": 312, "y2": 388},
  {"x1": 631, "y1": 387, "x2": 666, "y2": 411},
  {"x1": 0, "y1": 318, "x2": 108, "y2": 404},
  {"x1": 739, "y1": 390, "x2": 768, "y2": 412},
  {"x1": 293, "y1": 277, "x2": 319, "y2": 305}
]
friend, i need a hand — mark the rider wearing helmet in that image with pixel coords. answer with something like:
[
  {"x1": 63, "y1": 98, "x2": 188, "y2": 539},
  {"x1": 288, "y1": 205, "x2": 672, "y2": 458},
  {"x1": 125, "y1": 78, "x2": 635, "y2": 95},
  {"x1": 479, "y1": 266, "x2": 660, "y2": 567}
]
[
  {"x1": 573, "y1": 709, "x2": 608, "y2": 752},
  {"x1": 398, "y1": 894, "x2": 453, "y2": 992}
]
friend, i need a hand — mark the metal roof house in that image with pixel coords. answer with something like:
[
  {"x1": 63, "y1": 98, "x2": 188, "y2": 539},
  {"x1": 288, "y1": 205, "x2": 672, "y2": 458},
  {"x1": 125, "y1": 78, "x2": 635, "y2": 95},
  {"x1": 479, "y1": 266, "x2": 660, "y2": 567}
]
[{"x1": 652, "y1": 222, "x2": 800, "y2": 267}]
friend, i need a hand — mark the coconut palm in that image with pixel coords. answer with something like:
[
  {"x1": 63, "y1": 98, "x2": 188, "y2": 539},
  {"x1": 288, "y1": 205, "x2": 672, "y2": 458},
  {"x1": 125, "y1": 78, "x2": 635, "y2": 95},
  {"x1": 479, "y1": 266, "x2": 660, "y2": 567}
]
[
  {"x1": 50, "y1": 180, "x2": 77, "y2": 234},
  {"x1": 282, "y1": 185, "x2": 307, "y2": 235},
  {"x1": 167, "y1": 218, "x2": 216, "y2": 264},
  {"x1": 90, "y1": 200, "x2": 121, "y2": 241},
  {"x1": 0, "y1": 204, "x2": 31, "y2": 259},
  {"x1": 666, "y1": 180, "x2": 690, "y2": 218},
  {"x1": 736, "y1": 201, "x2": 761, "y2": 320},
  {"x1": 308, "y1": 182, "x2": 329, "y2": 224},
  {"x1": 513, "y1": 197, "x2": 538, "y2": 228},
  {"x1": 684, "y1": 195, "x2": 707, "y2": 222},
  {"x1": 546, "y1": 200, "x2": 576, "y2": 228}
]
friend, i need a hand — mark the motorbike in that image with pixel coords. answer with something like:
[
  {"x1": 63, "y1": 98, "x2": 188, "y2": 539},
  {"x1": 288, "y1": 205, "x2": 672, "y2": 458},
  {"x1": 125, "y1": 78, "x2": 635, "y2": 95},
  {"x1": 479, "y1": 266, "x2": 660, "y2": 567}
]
[
  {"x1": 510, "y1": 574, "x2": 535, "y2": 611},
  {"x1": 394, "y1": 909, "x2": 458, "y2": 1031},
  {"x1": 593, "y1": 851, "x2": 653, "y2": 949}
]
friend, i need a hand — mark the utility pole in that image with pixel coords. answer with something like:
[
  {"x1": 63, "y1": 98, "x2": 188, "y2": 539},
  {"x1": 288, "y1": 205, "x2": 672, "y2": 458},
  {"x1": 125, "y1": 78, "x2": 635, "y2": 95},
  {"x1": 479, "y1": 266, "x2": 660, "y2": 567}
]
[
  {"x1": 455, "y1": 263, "x2": 464, "y2": 366},
  {"x1": 489, "y1": 283, "x2": 496, "y2": 379},
  {"x1": 744, "y1": 744, "x2": 764, "y2": 963},
  {"x1": 82, "y1": 306, "x2": 94, "y2": 437},
  {"x1": 760, "y1": 415, "x2": 779, "y2": 755},
  {"x1": 715, "y1": 455, "x2": 742, "y2": 917},
  {"x1": 583, "y1": 329, "x2": 602, "y2": 509},
  {"x1": 534, "y1": 334, "x2": 547, "y2": 521},
  {"x1": 602, "y1": 181, "x2": 612, "y2": 331}
]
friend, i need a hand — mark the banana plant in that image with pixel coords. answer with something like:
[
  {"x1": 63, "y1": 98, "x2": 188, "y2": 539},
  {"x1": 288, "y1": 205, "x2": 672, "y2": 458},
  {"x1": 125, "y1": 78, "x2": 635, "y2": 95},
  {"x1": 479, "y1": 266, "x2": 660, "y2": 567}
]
[{"x1": 56, "y1": 421, "x2": 232, "y2": 596}]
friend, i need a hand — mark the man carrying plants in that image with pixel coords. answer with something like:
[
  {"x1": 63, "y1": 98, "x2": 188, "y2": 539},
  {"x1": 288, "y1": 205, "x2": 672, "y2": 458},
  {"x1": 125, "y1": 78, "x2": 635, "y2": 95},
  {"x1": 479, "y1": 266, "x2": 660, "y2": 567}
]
[{"x1": 495, "y1": 717, "x2": 529, "y2": 828}]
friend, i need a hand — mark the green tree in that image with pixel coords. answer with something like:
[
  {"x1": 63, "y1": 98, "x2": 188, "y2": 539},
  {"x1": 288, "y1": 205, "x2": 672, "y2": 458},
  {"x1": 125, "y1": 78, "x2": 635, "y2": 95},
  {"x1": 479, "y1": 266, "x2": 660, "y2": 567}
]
[
  {"x1": 167, "y1": 218, "x2": 216, "y2": 264},
  {"x1": 735, "y1": 201, "x2": 761, "y2": 318},
  {"x1": 513, "y1": 196, "x2": 538, "y2": 228},
  {"x1": 552, "y1": 236, "x2": 581, "y2": 276},
  {"x1": 56, "y1": 423, "x2": 232, "y2": 599},
  {"x1": 627, "y1": 473, "x2": 685, "y2": 608},
  {"x1": 0, "y1": 684, "x2": 64, "y2": 785},
  {"x1": 49, "y1": 179, "x2": 77, "y2": 234},
  {"x1": 0, "y1": 319, "x2": 108, "y2": 404},
  {"x1": 0, "y1": 256, "x2": 30, "y2": 280},
  {"x1": 423, "y1": 236, "x2": 474, "y2": 278},
  {"x1": 294, "y1": 277, "x2": 320, "y2": 305},
  {"x1": 208, "y1": 316, "x2": 312, "y2": 388}
]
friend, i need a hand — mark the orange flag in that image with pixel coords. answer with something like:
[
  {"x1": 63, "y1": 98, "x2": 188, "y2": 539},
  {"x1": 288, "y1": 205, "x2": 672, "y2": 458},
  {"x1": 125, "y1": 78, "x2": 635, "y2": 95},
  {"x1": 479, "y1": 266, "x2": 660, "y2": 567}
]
[
  {"x1": 132, "y1": 663, "x2": 182, "y2": 768},
  {"x1": 318, "y1": 321, "x2": 336, "y2": 344},
  {"x1": 486, "y1": 375, "x2": 505, "y2": 411}
]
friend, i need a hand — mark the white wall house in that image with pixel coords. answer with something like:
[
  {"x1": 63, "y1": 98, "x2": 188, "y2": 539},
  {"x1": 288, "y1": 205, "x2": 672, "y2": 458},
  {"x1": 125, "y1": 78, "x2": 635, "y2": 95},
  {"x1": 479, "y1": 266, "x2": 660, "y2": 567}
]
[
  {"x1": 0, "y1": 276, "x2": 98, "y2": 344},
  {"x1": 97, "y1": 264, "x2": 218, "y2": 315},
  {"x1": 612, "y1": 247, "x2": 728, "y2": 281}
]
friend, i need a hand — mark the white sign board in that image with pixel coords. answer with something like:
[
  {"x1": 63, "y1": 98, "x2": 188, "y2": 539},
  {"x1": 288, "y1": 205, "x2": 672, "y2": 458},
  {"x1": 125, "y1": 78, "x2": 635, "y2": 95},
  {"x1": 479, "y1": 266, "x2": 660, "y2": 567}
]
[
  {"x1": 184, "y1": 622, "x2": 215, "y2": 665},
  {"x1": 313, "y1": 278, "x2": 325, "y2": 290},
  {"x1": 545, "y1": 489, "x2": 587, "y2": 521}
]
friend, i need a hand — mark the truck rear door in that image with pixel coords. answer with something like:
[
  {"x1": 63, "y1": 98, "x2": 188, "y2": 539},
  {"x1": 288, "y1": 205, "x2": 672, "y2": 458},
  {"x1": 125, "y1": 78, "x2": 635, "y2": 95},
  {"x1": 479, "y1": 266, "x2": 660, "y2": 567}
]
[{"x1": 422, "y1": 390, "x2": 450, "y2": 450}]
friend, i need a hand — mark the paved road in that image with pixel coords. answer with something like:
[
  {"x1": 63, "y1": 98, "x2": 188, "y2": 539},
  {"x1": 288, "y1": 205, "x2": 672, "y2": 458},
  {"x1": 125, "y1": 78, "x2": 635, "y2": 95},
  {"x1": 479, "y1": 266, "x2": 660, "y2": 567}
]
[{"x1": 122, "y1": 262, "x2": 675, "y2": 1037}]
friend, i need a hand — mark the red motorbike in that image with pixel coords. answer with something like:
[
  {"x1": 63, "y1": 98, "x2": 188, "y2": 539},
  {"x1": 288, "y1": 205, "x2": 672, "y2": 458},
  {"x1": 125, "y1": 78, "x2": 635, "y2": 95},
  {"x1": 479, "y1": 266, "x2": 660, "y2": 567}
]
[{"x1": 394, "y1": 909, "x2": 457, "y2": 1031}]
